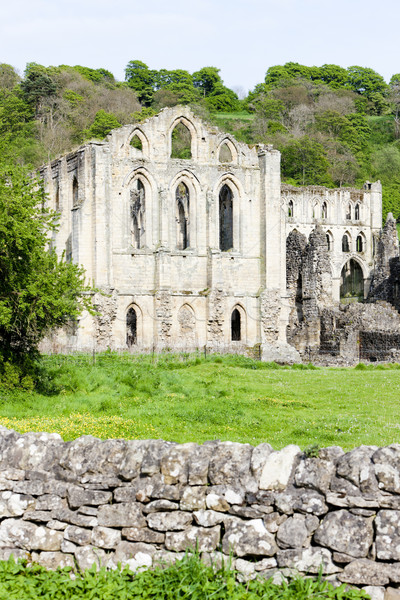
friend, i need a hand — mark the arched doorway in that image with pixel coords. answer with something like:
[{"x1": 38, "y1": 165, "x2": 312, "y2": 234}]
[
  {"x1": 126, "y1": 307, "x2": 137, "y2": 347},
  {"x1": 231, "y1": 308, "x2": 241, "y2": 341},
  {"x1": 340, "y1": 259, "x2": 364, "y2": 300}
]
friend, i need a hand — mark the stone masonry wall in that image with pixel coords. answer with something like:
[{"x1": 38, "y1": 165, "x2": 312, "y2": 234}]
[{"x1": 3, "y1": 428, "x2": 400, "y2": 597}]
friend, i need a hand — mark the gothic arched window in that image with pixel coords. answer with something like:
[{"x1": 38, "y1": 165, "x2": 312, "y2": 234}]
[
  {"x1": 322, "y1": 202, "x2": 327, "y2": 219},
  {"x1": 171, "y1": 122, "x2": 192, "y2": 159},
  {"x1": 176, "y1": 183, "x2": 190, "y2": 250},
  {"x1": 219, "y1": 184, "x2": 233, "y2": 251},
  {"x1": 342, "y1": 234, "x2": 350, "y2": 252},
  {"x1": 288, "y1": 199, "x2": 294, "y2": 218},
  {"x1": 131, "y1": 179, "x2": 145, "y2": 249},
  {"x1": 126, "y1": 307, "x2": 137, "y2": 347}
]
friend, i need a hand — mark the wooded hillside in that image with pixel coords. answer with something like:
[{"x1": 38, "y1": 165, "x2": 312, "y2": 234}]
[{"x1": 1, "y1": 60, "x2": 400, "y2": 223}]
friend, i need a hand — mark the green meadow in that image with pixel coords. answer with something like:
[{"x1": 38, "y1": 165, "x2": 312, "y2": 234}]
[{"x1": 1, "y1": 353, "x2": 400, "y2": 450}]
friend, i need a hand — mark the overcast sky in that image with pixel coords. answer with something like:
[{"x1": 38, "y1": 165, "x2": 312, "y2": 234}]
[{"x1": 1, "y1": 0, "x2": 399, "y2": 93}]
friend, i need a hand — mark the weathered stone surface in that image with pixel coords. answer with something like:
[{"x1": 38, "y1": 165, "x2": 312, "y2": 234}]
[
  {"x1": 47, "y1": 520, "x2": 67, "y2": 530},
  {"x1": 97, "y1": 503, "x2": 146, "y2": 528},
  {"x1": 64, "y1": 525, "x2": 92, "y2": 546},
  {"x1": 1, "y1": 431, "x2": 63, "y2": 472},
  {"x1": 166, "y1": 525, "x2": 220, "y2": 552},
  {"x1": 277, "y1": 514, "x2": 309, "y2": 549},
  {"x1": 235, "y1": 558, "x2": 256, "y2": 580},
  {"x1": 208, "y1": 442, "x2": 253, "y2": 486},
  {"x1": 338, "y1": 559, "x2": 389, "y2": 585},
  {"x1": 0, "y1": 518, "x2": 63, "y2": 550},
  {"x1": 376, "y1": 510, "x2": 400, "y2": 560},
  {"x1": 53, "y1": 508, "x2": 98, "y2": 528},
  {"x1": 180, "y1": 486, "x2": 206, "y2": 511},
  {"x1": 146, "y1": 511, "x2": 192, "y2": 532},
  {"x1": 374, "y1": 462, "x2": 400, "y2": 494},
  {"x1": 336, "y1": 447, "x2": 377, "y2": 488},
  {"x1": 61, "y1": 539, "x2": 76, "y2": 553},
  {"x1": 263, "y1": 512, "x2": 287, "y2": 533},
  {"x1": 22, "y1": 510, "x2": 52, "y2": 522},
  {"x1": 35, "y1": 494, "x2": 66, "y2": 511},
  {"x1": 222, "y1": 519, "x2": 278, "y2": 557},
  {"x1": 0, "y1": 491, "x2": 35, "y2": 517},
  {"x1": 74, "y1": 545, "x2": 107, "y2": 571},
  {"x1": 206, "y1": 493, "x2": 229, "y2": 512},
  {"x1": 385, "y1": 588, "x2": 400, "y2": 600},
  {"x1": 78, "y1": 506, "x2": 98, "y2": 516},
  {"x1": 67, "y1": 486, "x2": 112, "y2": 509},
  {"x1": 119, "y1": 441, "x2": 148, "y2": 480},
  {"x1": 277, "y1": 547, "x2": 340, "y2": 574},
  {"x1": 91, "y1": 526, "x2": 121, "y2": 549},
  {"x1": 61, "y1": 436, "x2": 127, "y2": 477},
  {"x1": 193, "y1": 509, "x2": 230, "y2": 528},
  {"x1": 313, "y1": 510, "x2": 373, "y2": 558},
  {"x1": 259, "y1": 446, "x2": 301, "y2": 491},
  {"x1": 122, "y1": 527, "x2": 165, "y2": 544},
  {"x1": 275, "y1": 488, "x2": 328, "y2": 516},
  {"x1": 0, "y1": 548, "x2": 29, "y2": 561},
  {"x1": 160, "y1": 443, "x2": 197, "y2": 485},
  {"x1": 295, "y1": 458, "x2": 335, "y2": 493},
  {"x1": 142, "y1": 499, "x2": 178, "y2": 513},
  {"x1": 141, "y1": 440, "x2": 174, "y2": 476},
  {"x1": 114, "y1": 485, "x2": 144, "y2": 503},
  {"x1": 229, "y1": 505, "x2": 273, "y2": 519},
  {"x1": 34, "y1": 551, "x2": 75, "y2": 570},
  {"x1": 251, "y1": 443, "x2": 273, "y2": 482},
  {"x1": 362, "y1": 586, "x2": 385, "y2": 600},
  {"x1": 188, "y1": 443, "x2": 217, "y2": 485},
  {"x1": 13, "y1": 480, "x2": 44, "y2": 495}
]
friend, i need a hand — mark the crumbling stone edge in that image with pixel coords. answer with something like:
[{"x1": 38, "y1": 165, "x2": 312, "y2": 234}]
[{"x1": 1, "y1": 427, "x2": 400, "y2": 599}]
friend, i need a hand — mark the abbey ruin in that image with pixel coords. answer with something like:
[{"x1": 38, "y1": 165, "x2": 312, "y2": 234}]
[{"x1": 39, "y1": 106, "x2": 400, "y2": 362}]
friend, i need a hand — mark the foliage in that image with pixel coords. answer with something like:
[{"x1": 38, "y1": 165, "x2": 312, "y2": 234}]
[
  {"x1": 4, "y1": 353, "x2": 400, "y2": 450},
  {"x1": 0, "y1": 553, "x2": 369, "y2": 600},
  {"x1": 0, "y1": 165, "x2": 91, "y2": 378},
  {"x1": 281, "y1": 136, "x2": 333, "y2": 186},
  {"x1": 83, "y1": 109, "x2": 121, "y2": 139}
]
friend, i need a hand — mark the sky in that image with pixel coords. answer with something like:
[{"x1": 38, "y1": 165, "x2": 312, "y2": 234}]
[{"x1": 1, "y1": 0, "x2": 399, "y2": 94}]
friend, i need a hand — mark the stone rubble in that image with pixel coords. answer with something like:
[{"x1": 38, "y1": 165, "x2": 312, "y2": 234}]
[{"x1": 2, "y1": 427, "x2": 400, "y2": 596}]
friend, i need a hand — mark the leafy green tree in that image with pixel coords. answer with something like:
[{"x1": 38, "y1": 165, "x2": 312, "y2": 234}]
[
  {"x1": 345, "y1": 66, "x2": 388, "y2": 99},
  {"x1": 281, "y1": 136, "x2": 332, "y2": 186},
  {"x1": 125, "y1": 60, "x2": 156, "y2": 105},
  {"x1": 20, "y1": 63, "x2": 57, "y2": 112},
  {"x1": 193, "y1": 67, "x2": 222, "y2": 95},
  {"x1": 83, "y1": 110, "x2": 121, "y2": 139},
  {"x1": 0, "y1": 165, "x2": 91, "y2": 372}
]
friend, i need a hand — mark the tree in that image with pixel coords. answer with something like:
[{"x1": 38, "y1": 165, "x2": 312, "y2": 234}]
[
  {"x1": 281, "y1": 136, "x2": 332, "y2": 186},
  {"x1": 125, "y1": 60, "x2": 156, "y2": 105},
  {"x1": 83, "y1": 109, "x2": 121, "y2": 139},
  {"x1": 0, "y1": 165, "x2": 91, "y2": 374}
]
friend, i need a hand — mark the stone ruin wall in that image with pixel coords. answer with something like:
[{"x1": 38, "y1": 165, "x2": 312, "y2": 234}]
[{"x1": 2, "y1": 427, "x2": 400, "y2": 597}]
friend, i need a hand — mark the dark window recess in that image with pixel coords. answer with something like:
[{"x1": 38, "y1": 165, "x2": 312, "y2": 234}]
[
  {"x1": 126, "y1": 307, "x2": 137, "y2": 347},
  {"x1": 231, "y1": 308, "x2": 241, "y2": 341},
  {"x1": 219, "y1": 184, "x2": 233, "y2": 251}
]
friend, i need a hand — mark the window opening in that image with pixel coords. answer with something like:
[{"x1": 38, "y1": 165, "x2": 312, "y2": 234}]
[
  {"x1": 288, "y1": 199, "x2": 294, "y2": 218},
  {"x1": 176, "y1": 182, "x2": 190, "y2": 250},
  {"x1": 231, "y1": 309, "x2": 241, "y2": 341},
  {"x1": 356, "y1": 235, "x2": 363, "y2": 252},
  {"x1": 312, "y1": 204, "x2": 318, "y2": 219},
  {"x1": 219, "y1": 184, "x2": 233, "y2": 251},
  {"x1": 321, "y1": 202, "x2": 327, "y2": 219},
  {"x1": 126, "y1": 307, "x2": 137, "y2": 347},
  {"x1": 355, "y1": 204, "x2": 360, "y2": 220},
  {"x1": 171, "y1": 122, "x2": 192, "y2": 159},
  {"x1": 219, "y1": 143, "x2": 233, "y2": 163},
  {"x1": 55, "y1": 184, "x2": 60, "y2": 211},
  {"x1": 72, "y1": 176, "x2": 78, "y2": 207},
  {"x1": 131, "y1": 179, "x2": 145, "y2": 249},
  {"x1": 346, "y1": 204, "x2": 351, "y2": 220},
  {"x1": 326, "y1": 233, "x2": 332, "y2": 251},
  {"x1": 342, "y1": 234, "x2": 350, "y2": 253},
  {"x1": 130, "y1": 134, "x2": 143, "y2": 151},
  {"x1": 340, "y1": 259, "x2": 364, "y2": 300}
]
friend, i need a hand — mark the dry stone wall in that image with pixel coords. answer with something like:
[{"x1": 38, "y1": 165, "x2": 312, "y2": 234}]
[{"x1": 3, "y1": 428, "x2": 400, "y2": 597}]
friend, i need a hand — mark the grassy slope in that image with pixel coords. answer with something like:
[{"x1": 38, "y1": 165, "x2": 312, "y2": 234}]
[{"x1": 2, "y1": 354, "x2": 400, "y2": 450}]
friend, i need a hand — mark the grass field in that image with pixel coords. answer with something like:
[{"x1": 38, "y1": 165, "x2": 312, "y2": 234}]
[{"x1": 1, "y1": 354, "x2": 400, "y2": 450}]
